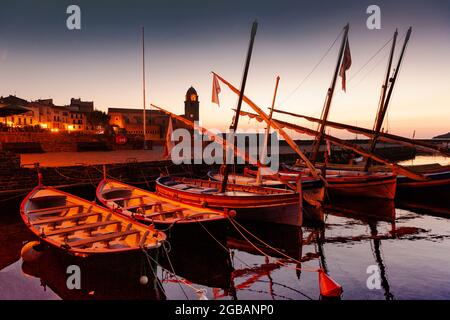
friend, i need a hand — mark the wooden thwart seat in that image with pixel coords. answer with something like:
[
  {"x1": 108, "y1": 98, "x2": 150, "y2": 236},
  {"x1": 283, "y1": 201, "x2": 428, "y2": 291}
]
[
  {"x1": 32, "y1": 212, "x2": 101, "y2": 226},
  {"x1": 106, "y1": 195, "x2": 146, "y2": 202},
  {"x1": 68, "y1": 230, "x2": 140, "y2": 248},
  {"x1": 124, "y1": 201, "x2": 162, "y2": 211},
  {"x1": 28, "y1": 204, "x2": 83, "y2": 215},
  {"x1": 45, "y1": 220, "x2": 119, "y2": 237},
  {"x1": 146, "y1": 208, "x2": 186, "y2": 219}
]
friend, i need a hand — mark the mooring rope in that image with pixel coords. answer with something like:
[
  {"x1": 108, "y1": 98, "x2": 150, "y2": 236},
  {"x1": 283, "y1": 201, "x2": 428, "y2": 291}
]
[{"x1": 227, "y1": 216, "x2": 320, "y2": 273}]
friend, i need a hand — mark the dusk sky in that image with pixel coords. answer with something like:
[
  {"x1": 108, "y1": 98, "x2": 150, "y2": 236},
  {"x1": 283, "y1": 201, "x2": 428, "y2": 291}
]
[{"x1": 1, "y1": 0, "x2": 449, "y2": 138}]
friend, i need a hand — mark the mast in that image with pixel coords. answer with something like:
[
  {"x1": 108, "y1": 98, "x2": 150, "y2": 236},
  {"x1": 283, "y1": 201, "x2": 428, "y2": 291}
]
[
  {"x1": 310, "y1": 24, "x2": 350, "y2": 164},
  {"x1": 142, "y1": 26, "x2": 147, "y2": 150},
  {"x1": 220, "y1": 21, "x2": 258, "y2": 193},
  {"x1": 364, "y1": 29, "x2": 399, "y2": 171},
  {"x1": 256, "y1": 76, "x2": 280, "y2": 185}
]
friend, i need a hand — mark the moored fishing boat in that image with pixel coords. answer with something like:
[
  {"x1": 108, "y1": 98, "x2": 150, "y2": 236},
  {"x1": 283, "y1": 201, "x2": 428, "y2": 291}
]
[
  {"x1": 156, "y1": 175, "x2": 324, "y2": 226},
  {"x1": 281, "y1": 163, "x2": 397, "y2": 200},
  {"x1": 208, "y1": 170, "x2": 287, "y2": 188},
  {"x1": 20, "y1": 183, "x2": 166, "y2": 257},
  {"x1": 207, "y1": 169, "x2": 324, "y2": 207},
  {"x1": 300, "y1": 162, "x2": 450, "y2": 195},
  {"x1": 96, "y1": 178, "x2": 230, "y2": 230}
]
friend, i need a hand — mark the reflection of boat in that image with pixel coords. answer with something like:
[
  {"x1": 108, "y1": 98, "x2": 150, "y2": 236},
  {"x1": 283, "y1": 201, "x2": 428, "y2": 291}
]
[
  {"x1": 156, "y1": 176, "x2": 322, "y2": 226},
  {"x1": 96, "y1": 179, "x2": 229, "y2": 233},
  {"x1": 159, "y1": 230, "x2": 233, "y2": 290},
  {"x1": 324, "y1": 197, "x2": 396, "y2": 222},
  {"x1": 21, "y1": 250, "x2": 165, "y2": 300},
  {"x1": 0, "y1": 210, "x2": 34, "y2": 271},
  {"x1": 227, "y1": 221, "x2": 304, "y2": 261},
  {"x1": 21, "y1": 184, "x2": 166, "y2": 256},
  {"x1": 281, "y1": 164, "x2": 397, "y2": 200},
  {"x1": 396, "y1": 198, "x2": 450, "y2": 218}
]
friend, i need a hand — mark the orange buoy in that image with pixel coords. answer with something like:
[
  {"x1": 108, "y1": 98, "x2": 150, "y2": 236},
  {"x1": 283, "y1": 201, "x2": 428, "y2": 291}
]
[
  {"x1": 21, "y1": 241, "x2": 44, "y2": 263},
  {"x1": 318, "y1": 269, "x2": 343, "y2": 298}
]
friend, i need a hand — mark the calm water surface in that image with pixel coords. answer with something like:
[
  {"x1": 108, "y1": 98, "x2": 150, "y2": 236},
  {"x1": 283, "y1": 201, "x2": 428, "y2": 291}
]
[{"x1": 1, "y1": 156, "x2": 450, "y2": 300}]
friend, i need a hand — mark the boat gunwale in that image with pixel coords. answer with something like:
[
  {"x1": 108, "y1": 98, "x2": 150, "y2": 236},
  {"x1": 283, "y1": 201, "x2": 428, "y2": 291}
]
[
  {"x1": 96, "y1": 178, "x2": 229, "y2": 225},
  {"x1": 20, "y1": 185, "x2": 166, "y2": 256}
]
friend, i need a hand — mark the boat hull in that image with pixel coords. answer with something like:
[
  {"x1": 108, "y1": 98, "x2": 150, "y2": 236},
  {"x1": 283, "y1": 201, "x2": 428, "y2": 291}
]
[
  {"x1": 96, "y1": 179, "x2": 229, "y2": 231},
  {"x1": 20, "y1": 186, "x2": 166, "y2": 257},
  {"x1": 281, "y1": 164, "x2": 397, "y2": 200},
  {"x1": 156, "y1": 176, "x2": 324, "y2": 226},
  {"x1": 326, "y1": 174, "x2": 397, "y2": 200}
]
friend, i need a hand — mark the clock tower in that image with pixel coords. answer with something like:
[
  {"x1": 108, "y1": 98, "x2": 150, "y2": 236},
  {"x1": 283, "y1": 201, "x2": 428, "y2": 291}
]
[{"x1": 184, "y1": 86, "x2": 199, "y2": 122}]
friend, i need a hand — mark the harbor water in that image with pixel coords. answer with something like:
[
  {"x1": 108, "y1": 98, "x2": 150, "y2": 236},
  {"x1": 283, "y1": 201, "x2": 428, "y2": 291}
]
[{"x1": 1, "y1": 156, "x2": 449, "y2": 300}]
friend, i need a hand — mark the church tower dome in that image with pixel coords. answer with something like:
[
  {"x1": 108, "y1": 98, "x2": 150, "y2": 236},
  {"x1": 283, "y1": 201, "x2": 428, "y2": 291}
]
[{"x1": 184, "y1": 86, "x2": 199, "y2": 121}]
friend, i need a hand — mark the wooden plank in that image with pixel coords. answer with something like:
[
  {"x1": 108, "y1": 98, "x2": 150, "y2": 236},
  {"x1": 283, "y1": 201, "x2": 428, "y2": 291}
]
[
  {"x1": 124, "y1": 202, "x2": 161, "y2": 211},
  {"x1": 28, "y1": 204, "x2": 82, "y2": 215},
  {"x1": 28, "y1": 206, "x2": 83, "y2": 217},
  {"x1": 32, "y1": 212, "x2": 100, "y2": 226},
  {"x1": 106, "y1": 195, "x2": 145, "y2": 202},
  {"x1": 145, "y1": 208, "x2": 186, "y2": 219},
  {"x1": 69, "y1": 230, "x2": 139, "y2": 247},
  {"x1": 45, "y1": 220, "x2": 119, "y2": 237}
]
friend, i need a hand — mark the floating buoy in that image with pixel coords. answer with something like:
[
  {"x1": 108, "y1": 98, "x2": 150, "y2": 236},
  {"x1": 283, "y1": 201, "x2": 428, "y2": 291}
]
[
  {"x1": 21, "y1": 241, "x2": 44, "y2": 263},
  {"x1": 318, "y1": 269, "x2": 343, "y2": 298},
  {"x1": 140, "y1": 275, "x2": 149, "y2": 285},
  {"x1": 196, "y1": 288, "x2": 208, "y2": 300}
]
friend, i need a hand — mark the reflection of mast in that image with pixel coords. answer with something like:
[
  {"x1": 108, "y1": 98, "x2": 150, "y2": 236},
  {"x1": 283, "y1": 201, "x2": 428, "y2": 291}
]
[
  {"x1": 369, "y1": 222, "x2": 394, "y2": 300},
  {"x1": 316, "y1": 227, "x2": 328, "y2": 274}
]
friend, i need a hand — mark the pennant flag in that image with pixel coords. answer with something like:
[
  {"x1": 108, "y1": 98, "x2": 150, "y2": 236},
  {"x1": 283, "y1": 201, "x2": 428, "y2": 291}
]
[
  {"x1": 163, "y1": 117, "x2": 174, "y2": 159},
  {"x1": 339, "y1": 39, "x2": 352, "y2": 92},
  {"x1": 211, "y1": 74, "x2": 221, "y2": 106}
]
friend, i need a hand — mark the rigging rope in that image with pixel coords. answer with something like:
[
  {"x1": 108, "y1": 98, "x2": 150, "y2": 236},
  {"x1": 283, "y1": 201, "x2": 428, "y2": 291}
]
[{"x1": 280, "y1": 29, "x2": 344, "y2": 105}]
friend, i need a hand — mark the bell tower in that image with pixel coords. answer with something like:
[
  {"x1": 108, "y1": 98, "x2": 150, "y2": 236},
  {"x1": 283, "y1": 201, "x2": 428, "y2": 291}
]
[{"x1": 184, "y1": 86, "x2": 199, "y2": 122}]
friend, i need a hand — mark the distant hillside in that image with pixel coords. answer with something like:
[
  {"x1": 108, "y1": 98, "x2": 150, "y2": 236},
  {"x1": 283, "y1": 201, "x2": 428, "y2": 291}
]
[{"x1": 433, "y1": 132, "x2": 450, "y2": 139}]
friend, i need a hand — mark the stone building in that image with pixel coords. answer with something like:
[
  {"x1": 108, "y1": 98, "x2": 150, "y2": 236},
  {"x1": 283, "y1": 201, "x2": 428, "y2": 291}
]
[
  {"x1": 0, "y1": 96, "x2": 91, "y2": 132},
  {"x1": 108, "y1": 86, "x2": 200, "y2": 142}
]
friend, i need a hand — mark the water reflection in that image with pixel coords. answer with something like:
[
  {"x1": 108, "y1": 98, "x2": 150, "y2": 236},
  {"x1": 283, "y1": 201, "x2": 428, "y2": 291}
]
[
  {"x1": 21, "y1": 249, "x2": 165, "y2": 300},
  {"x1": 2, "y1": 181, "x2": 450, "y2": 300}
]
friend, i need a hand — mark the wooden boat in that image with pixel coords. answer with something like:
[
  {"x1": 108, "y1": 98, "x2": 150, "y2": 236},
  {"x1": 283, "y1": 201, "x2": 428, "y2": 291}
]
[
  {"x1": 20, "y1": 185, "x2": 166, "y2": 256},
  {"x1": 309, "y1": 162, "x2": 450, "y2": 195},
  {"x1": 96, "y1": 178, "x2": 230, "y2": 229},
  {"x1": 281, "y1": 163, "x2": 397, "y2": 200},
  {"x1": 155, "y1": 175, "x2": 324, "y2": 226},
  {"x1": 208, "y1": 170, "x2": 287, "y2": 188},
  {"x1": 208, "y1": 169, "x2": 324, "y2": 207}
]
